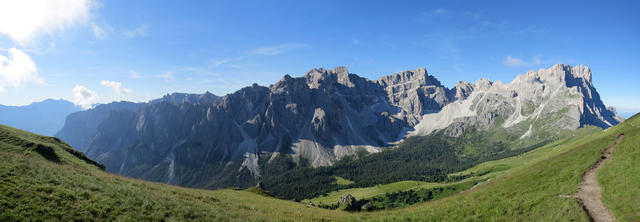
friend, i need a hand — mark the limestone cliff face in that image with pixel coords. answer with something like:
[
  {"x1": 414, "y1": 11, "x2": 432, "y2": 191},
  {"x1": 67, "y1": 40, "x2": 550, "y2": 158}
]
[
  {"x1": 58, "y1": 66, "x2": 451, "y2": 184},
  {"x1": 56, "y1": 64, "x2": 621, "y2": 187},
  {"x1": 413, "y1": 64, "x2": 623, "y2": 138}
]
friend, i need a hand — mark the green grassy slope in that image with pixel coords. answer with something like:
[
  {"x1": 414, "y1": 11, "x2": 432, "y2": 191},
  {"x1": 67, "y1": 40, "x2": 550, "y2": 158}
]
[
  {"x1": 599, "y1": 113, "x2": 640, "y2": 222},
  {"x1": 0, "y1": 112, "x2": 637, "y2": 221},
  {"x1": 306, "y1": 127, "x2": 601, "y2": 206},
  {"x1": 374, "y1": 115, "x2": 636, "y2": 221},
  {"x1": 0, "y1": 125, "x2": 355, "y2": 221},
  {"x1": 309, "y1": 180, "x2": 440, "y2": 205}
]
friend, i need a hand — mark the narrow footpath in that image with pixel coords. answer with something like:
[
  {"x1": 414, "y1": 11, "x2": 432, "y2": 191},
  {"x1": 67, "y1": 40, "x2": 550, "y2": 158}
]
[{"x1": 577, "y1": 134, "x2": 623, "y2": 222}]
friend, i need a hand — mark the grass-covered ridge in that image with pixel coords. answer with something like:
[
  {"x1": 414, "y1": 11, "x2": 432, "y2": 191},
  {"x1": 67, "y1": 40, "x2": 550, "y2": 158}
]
[
  {"x1": 599, "y1": 113, "x2": 640, "y2": 222},
  {"x1": 0, "y1": 124, "x2": 354, "y2": 221}
]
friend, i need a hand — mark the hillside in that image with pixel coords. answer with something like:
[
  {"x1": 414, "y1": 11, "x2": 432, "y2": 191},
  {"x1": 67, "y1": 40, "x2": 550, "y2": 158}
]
[
  {"x1": 54, "y1": 64, "x2": 623, "y2": 196},
  {"x1": 0, "y1": 124, "x2": 351, "y2": 221},
  {"x1": 2, "y1": 114, "x2": 638, "y2": 221},
  {"x1": 304, "y1": 126, "x2": 601, "y2": 207}
]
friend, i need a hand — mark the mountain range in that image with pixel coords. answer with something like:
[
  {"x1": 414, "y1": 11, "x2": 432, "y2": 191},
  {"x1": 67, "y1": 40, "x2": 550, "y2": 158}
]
[
  {"x1": 54, "y1": 64, "x2": 622, "y2": 190},
  {"x1": 0, "y1": 99, "x2": 81, "y2": 136}
]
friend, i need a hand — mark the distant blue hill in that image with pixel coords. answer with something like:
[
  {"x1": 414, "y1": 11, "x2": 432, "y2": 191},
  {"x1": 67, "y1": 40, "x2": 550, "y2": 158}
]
[
  {"x1": 617, "y1": 112, "x2": 638, "y2": 119},
  {"x1": 0, "y1": 99, "x2": 81, "y2": 136}
]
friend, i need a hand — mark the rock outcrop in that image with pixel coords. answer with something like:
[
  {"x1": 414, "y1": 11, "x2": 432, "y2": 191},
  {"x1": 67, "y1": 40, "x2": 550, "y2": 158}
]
[{"x1": 338, "y1": 194, "x2": 360, "y2": 211}]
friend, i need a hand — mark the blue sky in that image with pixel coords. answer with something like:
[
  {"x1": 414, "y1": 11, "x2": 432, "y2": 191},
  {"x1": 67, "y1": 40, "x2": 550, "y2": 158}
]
[{"x1": 0, "y1": 0, "x2": 638, "y2": 114}]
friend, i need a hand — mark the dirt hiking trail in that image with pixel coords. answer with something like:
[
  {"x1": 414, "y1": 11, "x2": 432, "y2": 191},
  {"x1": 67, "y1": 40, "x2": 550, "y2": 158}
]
[{"x1": 577, "y1": 134, "x2": 623, "y2": 222}]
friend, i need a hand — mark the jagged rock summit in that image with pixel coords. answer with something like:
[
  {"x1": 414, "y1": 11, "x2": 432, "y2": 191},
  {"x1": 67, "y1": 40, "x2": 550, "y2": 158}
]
[
  {"x1": 413, "y1": 64, "x2": 623, "y2": 137},
  {"x1": 55, "y1": 64, "x2": 622, "y2": 189}
]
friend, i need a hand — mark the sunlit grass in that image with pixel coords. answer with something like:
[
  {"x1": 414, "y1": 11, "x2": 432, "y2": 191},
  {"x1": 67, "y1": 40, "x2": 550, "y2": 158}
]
[
  {"x1": 599, "y1": 113, "x2": 640, "y2": 222},
  {"x1": 306, "y1": 127, "x2": 601, "y2": 206},
  {"x1": 333, "y1": 176, "x2": 355, "y2": 186}
]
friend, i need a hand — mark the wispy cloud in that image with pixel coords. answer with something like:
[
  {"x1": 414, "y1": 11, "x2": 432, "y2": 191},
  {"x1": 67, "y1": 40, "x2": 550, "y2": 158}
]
[
  {"x1": 247, "y1": 43, "x2": 308, "y2": 56},
  {"x1": 128, "y1": 70, "x2": 141, "y2": 79},
  {"x1": 90, "y1": 22, "x2": 106, "y2": 40},
  {"x1": 503, "y1": 55, "x2": 544, "y2": 67},
  {"x1": 123, "y1": 25, "x2": 147, "y2": 38},
  {"x1": 100, "y1": 80, "x2": 133, "y2": 95},
  {"x1": 209, "y1": 58, "x2": 233, "y2": 68},
  {"x1": 503, "y1": 56, "x2": 527, "y2": 67},
  {"x1": 422, "y1": 8, "x2": 448, "y2": 17},
  {"x1": 90, "y1": 21, "x2": 114, "y2": 40},
  {"x1": 434, "y1": 8, "x2": 447, "y2": 15},
  {"x1": 533, "y1": 55, "x2": 542, "y2": 66},
  {"x1": 182, "y1": 67, "x2": 221, "y2": 76},
  {"x1": 379, "y1": 39, "x2": 398, "y2": 51},
  {"x1": 452, "y1": 64, "x2": 463, "y2": 73},
  {"x1": 509, "y1": 26, "x2": 546, "y2": 36},
  {"x1": 352, "y1": 39, "x2": 360, "y2": 45},
  {"x1": 416, "y1": 34, "x2": 468, "y2": 60},
  {"x1": 464, "y1": 11, "x2": 484, "y2": 21},
  {"x1": 23, "y1": 41, "x2": 57, "y2": 55},
  {"x1": 156, "y1": 71, "x2": 174, "y2": 82}
]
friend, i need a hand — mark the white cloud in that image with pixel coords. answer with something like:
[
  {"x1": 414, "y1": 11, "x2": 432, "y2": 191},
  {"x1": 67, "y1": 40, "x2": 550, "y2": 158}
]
[
  {"x1": 128, "y1": 70, "x2": 141, "y2": 79},
  {"x1": 247, "y1": 43, "x2": 308, "y2": 56},
  {"x1": 0, "y1": 0, "x2": 94, "y2": 45},
  {"x1": 72, "y1": 84, "x2": 96, "y2": 109},
  {"x1": 100, "y1": 80, "x2": 133, "y2": 95},
  {"x1": 90, "y1": 22, "x2": 106, "y2": 40},
  {"x1": 22, "y1": 41, "x2": 57, "y2": 55},
  {"x1": 123, "y1": 25, "x2": 147, "y2": 38},
  {"x1": 0, "y1": 48, "x2": 43, "y2": 92},
  {"x1": 503, "y1": 56, "x2": 527, "y2": 67},
  {"x1": 503, "y1": 55, "x2": 548, "y2": 67}
]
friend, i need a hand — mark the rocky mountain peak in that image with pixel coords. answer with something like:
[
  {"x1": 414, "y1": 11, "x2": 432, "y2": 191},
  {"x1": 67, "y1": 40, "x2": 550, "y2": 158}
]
[
  {"x1": 453, "y1": 81, "x2": 474, "y2": 100},
  {"x1": 377, "y1": 68, "x2": 451, "y2": 118},
  {"x1": 332, "y1": 66, "x2": 349, "y2": 76},
  {"x1": 303, "y1": 66, "x2": 357, "y2": 89},
  {"x1": 523, "y1": 64, "x2": 593, "y2": 87},
  {"x1": 151, "y1": 92, "x2": 220, "y2": 105},
  {"x1": 475, "y1": 78, "x2": 493, "y2": 90},
  {"x1": 376, "y1": 67, "x2": 439, "y2": 87},
  {"x1": 571, "y1": 64, "x2": 592, "y2": 82}
]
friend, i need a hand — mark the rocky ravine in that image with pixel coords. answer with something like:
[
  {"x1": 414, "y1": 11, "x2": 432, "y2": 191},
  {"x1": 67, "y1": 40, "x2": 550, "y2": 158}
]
[{"x1": 56, "y1": 64, "x2": 622, "y2": 188}]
